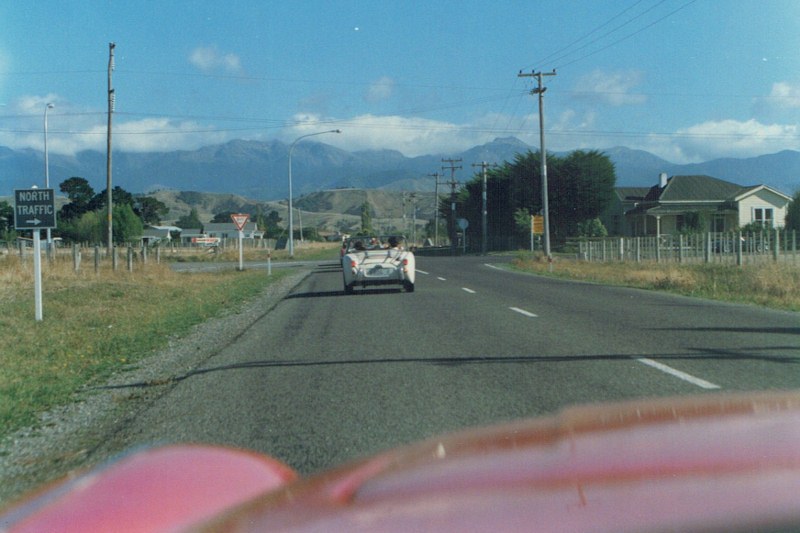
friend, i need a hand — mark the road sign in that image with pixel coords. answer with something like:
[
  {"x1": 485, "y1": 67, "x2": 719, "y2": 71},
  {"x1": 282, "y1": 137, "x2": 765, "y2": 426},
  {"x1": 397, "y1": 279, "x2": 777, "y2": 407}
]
[
  {"x1": 14, "y1": 188, "x2": 56, "y2": 230},
  {"x1": 231, "y1": 213, "x2": 249, "y2": 231},
  {"x1": 531, "y1": 215, "x2": 544, "y2": 235}
]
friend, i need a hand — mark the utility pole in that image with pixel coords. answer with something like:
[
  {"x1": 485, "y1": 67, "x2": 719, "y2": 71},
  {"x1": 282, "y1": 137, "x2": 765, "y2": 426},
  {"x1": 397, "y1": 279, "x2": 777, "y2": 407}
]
[
  {"x1": 428, "y1": 172, "x2": 442, "y2": 246},
  {"x1": 472, "y1": 161, "x2": 496, "y2": 255},
  {"x1": 442, "y1": 158, "x2": 462, "y2": 253},
  {"x1": 106, "y1": 42, "x2": 115, "y2": 254},
  {"x1": 518, "y1": 69, "x2": 556, "y2": 261}
]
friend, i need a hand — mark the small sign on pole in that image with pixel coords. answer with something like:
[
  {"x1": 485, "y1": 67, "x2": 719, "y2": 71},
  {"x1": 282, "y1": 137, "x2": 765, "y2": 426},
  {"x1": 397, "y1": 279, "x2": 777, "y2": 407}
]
[
  {"x1": 231, "y1": 213, "x2": 249, "y2": 231},
  {"x1": 531, "y1": 215, "x2": 544, "y2": 235},
  {"x1": 231, "y1": 213, "x2": 250, "y2": 271}
]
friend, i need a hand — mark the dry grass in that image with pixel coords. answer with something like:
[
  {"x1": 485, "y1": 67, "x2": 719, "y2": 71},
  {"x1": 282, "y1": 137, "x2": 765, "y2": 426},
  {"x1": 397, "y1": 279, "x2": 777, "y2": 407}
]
[{"x1": 512, "y1": 253, "x2": 800, "y2": 311}]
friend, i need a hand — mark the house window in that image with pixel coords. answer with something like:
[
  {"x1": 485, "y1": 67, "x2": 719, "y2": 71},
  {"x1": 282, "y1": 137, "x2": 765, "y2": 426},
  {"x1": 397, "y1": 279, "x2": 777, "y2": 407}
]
[
  {"x1": 753, "y1": 208, "x2": 774, "y2": 228},
  {"x1": 711, "y1": 214, "x2": 725, "y2": 233}
]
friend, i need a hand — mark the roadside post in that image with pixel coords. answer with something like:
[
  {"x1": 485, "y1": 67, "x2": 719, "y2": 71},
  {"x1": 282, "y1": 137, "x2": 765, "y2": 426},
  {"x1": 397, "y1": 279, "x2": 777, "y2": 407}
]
[
  {"x1": 14, "y1": 187, "x2": 56, "y2": 321},
  {"x1": 231, "y1": 213, "x2": 250, "y2": 271}
]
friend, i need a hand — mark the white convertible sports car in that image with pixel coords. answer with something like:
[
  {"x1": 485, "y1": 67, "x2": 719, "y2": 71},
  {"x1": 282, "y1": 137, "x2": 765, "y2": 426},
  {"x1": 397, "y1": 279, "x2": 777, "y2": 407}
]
[{"x1": 341, "y1": 235, "x2": 415, "y2": 294}]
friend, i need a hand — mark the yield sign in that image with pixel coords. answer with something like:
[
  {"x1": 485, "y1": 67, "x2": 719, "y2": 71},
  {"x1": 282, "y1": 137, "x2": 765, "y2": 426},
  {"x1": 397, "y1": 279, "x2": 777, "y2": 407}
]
[{"x1": 231, "y1": 213, "x2": 250, "y2": 231}]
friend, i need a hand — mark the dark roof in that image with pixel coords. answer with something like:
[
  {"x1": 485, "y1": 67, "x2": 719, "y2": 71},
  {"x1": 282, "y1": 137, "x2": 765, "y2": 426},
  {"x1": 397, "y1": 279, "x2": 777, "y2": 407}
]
[
  {"x1": 615, "y1": 187, "x2": 650, "y2": 201},
  {"x1": 658, "y1": 175, "x2": 746, "y2": 202}
]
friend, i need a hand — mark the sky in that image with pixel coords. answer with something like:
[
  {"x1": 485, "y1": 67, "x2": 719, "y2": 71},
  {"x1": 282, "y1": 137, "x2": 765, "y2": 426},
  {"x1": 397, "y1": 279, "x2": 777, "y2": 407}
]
[{"x1": 1, "y1": 0, "x2": 800, "y2": 164}]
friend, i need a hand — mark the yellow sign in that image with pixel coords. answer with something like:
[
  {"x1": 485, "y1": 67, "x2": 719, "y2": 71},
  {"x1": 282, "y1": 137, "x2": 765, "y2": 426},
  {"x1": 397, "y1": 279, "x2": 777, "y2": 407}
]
[{"x1": 531, "y1": 215, "x2": 544, "y2": 235}]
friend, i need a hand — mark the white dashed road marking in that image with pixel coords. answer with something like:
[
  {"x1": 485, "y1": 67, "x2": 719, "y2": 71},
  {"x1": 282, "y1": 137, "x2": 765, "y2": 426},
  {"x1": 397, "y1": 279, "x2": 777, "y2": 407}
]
[
  {"x1": 462, "y1": 288, "x2": 476, "y2": 294},
  {"x1": 509, "y1": 307, "x2": 538, "y2": 318},
  {"x1": 636, "y1": 358, "x2": 721, "y2": 389}
]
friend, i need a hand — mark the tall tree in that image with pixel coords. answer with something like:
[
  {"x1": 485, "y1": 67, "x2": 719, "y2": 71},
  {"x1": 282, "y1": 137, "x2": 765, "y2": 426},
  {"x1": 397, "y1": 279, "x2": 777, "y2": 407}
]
[
  {"x1": 111, "y1": 204, "x2": 144, "y2": 244},
  {"x1": 136, "y1": 196, "x2": 169, "y2": 225},
  {"x1": 451, "y1": 149, "x2": 616, "y2": 250},
  {"x1": 175, "y1": 208, "x2": 203, "y2": 231},
  {"x1": 59, "y1": 177, "x2": 95, "y2": 221}
]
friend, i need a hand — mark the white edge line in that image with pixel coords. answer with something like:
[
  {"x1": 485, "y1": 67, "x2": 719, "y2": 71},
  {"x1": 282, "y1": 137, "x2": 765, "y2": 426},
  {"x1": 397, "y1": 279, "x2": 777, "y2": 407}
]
[
  {"x1": 636, "y1": 358, "x2": 720, "y2": 390},
  {"x1": 485, "y1": 263, "x2": 503, "y2": 270},
  {"x1": 509, "y1": 307, "x2": 538, "y2": 318},
  {"x1": 462, "y1": 288, "x2": 476, "y2": 294}
]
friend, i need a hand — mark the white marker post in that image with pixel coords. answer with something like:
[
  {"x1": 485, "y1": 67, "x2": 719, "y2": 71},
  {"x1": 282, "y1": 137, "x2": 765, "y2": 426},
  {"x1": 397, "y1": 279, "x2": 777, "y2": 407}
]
[
  {"x1": 231, "y1": 213, "x2": 250, "y2": 272},
  {"x1": 33, "y1": 230, "x2": 43, "y2": 321}
]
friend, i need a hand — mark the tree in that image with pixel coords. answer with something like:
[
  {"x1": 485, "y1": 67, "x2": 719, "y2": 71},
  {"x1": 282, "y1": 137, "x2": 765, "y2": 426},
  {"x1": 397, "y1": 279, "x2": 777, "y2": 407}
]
[
  {"x1": 451, "y1": 149, "x2": 616, "y2": 250},
  {"x1": 0, "y1": 200, "x2": 14, "y2": 239},
  {"x1": 786, "y1": 190, "x2": 800, "y2": 232},
  {"x1": 111, "y1": 204, "x2": 144, "y2": 244},
  {"x1": 261, "y1": 210, "x2": 283, "y2": 238},
  {"x1": 211, "y1": 211, "x2": 236, "y2": 223},
  {"x1": 359, "y1": 201, "x2": 374, "y2": 235},
  {"x1": 175, "y1": 208, "x2": 203, "y2": 231},
  {"x1": 59, "y1": 177, "x2": 95, "y2": 221},
  {"x1": 136, "y1": 196, "x2": 169, "y2": 225}
]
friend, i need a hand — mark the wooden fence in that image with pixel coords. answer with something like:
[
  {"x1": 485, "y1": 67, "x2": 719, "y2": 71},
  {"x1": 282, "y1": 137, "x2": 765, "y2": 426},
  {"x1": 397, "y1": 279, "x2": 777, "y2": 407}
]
[{"x1": 576, "y1": 230, "x2": 799, "y2": 266}]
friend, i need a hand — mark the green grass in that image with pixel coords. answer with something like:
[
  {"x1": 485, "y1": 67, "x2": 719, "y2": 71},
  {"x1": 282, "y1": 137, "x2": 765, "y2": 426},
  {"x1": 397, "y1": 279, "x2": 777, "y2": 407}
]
[
  {"x1": 0, "y1": 257, "x2": 292, "y2": 440},
  {"x1": 511, "y1": 253, "x2": 800, "y2": 311}
]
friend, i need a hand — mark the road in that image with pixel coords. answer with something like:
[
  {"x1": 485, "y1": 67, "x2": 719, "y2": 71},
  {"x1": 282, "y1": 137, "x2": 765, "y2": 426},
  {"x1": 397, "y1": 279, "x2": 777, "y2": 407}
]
[{"x1": 103, "y1": 255, "x2": 800, "y2": 475}]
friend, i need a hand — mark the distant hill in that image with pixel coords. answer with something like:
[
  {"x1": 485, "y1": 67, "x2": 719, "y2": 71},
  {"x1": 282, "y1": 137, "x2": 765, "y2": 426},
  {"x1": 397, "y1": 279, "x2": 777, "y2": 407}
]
[
  {"x1": 148, "y1": 188, "x2": 436, "y2": 235},
  {"x1": 2, "y1": 138, "x2": 798, "y2": 200}
]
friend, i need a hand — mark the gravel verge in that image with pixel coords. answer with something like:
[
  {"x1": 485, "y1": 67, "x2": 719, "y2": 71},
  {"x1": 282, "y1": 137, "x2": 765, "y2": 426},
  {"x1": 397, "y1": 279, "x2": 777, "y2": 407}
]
[{"x1": 0, "y1": 268, "x2": 310, "y2": 507}]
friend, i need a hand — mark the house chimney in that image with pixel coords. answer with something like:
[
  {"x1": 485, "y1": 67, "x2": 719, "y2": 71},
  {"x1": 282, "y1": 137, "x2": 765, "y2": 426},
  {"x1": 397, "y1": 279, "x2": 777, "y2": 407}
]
[{"x1": 659, "y1": 172, "x2": 668, "y2": 188}]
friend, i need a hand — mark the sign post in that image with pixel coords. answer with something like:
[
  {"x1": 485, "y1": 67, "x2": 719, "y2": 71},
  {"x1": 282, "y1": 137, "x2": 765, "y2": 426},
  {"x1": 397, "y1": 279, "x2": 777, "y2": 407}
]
[
  {"x1": 15, "y1": 188, "x2": 57, "y2": 321},
  {"x1": 231, "y1": 213, "x2": 250, "y2": 271}
]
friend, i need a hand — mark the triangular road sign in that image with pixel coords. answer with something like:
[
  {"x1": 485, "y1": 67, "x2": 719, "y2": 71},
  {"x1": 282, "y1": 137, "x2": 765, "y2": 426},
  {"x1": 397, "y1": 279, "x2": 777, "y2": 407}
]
[{"x1": 231, "y1": 213, "x2": 250, "y2": 231}]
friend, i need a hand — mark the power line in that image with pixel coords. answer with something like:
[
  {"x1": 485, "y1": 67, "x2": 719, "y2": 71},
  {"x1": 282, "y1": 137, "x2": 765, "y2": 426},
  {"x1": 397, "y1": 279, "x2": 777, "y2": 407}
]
[
  {"x1": 527, "y1": 0, "x2": 648, "y2": 69},
  {"x1": 556, "y1": 0, "x2": 698, "y2": 70}
]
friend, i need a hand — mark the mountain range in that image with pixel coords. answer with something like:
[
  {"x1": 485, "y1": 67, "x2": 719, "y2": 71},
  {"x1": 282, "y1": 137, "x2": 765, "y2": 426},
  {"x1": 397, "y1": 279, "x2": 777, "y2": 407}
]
[{"x1": 2, "y1": 137, "x2": 798, "y2": 200}]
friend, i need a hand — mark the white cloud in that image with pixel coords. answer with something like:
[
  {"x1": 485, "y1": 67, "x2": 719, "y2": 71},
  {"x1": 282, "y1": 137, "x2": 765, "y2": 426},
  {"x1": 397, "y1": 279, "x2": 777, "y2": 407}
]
[
  {"x1": 0, "y1": 95, "x2": 234, "y2": 155},
  {"x1": 573, "y1": 69, "x2": 646, "y2": 107},
  {"x1": 766, "y1": 82, "x2": 800, "y2": 109},
  {"x1": 284, "y1": 113, "x2": 501, "y2": 157},
  {"x1": 671, "y1": 118, "x2": 799, "y2": 161},
  {"x1": 365, "y1": 76, "x2": 395, "y2": 103},
  {"x1": 189, "y1": 45, "x2": 243, "y2": 74}
]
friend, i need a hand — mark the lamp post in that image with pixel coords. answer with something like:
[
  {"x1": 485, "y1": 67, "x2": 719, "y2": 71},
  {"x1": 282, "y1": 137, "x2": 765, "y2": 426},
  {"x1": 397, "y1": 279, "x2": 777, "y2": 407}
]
[
  {"x1": 44, "y1": 102, "x2": 54, "y2": 248},
  {"x1": 287, "y1": 129, "x2": 341, "y2": 257}
]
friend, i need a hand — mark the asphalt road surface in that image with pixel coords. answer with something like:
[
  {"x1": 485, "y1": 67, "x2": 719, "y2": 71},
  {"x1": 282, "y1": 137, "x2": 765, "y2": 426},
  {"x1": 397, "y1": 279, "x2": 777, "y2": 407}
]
[{"x1": 104, "y1": 255, "x2": 800, "y2": 475}]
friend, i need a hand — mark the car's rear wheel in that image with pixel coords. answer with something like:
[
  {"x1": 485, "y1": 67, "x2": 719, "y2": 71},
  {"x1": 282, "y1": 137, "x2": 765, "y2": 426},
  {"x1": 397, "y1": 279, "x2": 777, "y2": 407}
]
[
  {"x1": 403, "y1": 280, "x2": 414, "y2": 293},
  {"x1": 344, "y1": 281, "x2": 354, "y2": 295}
]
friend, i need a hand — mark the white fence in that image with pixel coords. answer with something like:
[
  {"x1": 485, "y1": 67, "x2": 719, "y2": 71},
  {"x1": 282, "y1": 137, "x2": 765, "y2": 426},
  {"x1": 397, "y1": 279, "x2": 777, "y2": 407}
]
[{"x1": 577, "y1": 230, "x2": 799, "y2": 266}]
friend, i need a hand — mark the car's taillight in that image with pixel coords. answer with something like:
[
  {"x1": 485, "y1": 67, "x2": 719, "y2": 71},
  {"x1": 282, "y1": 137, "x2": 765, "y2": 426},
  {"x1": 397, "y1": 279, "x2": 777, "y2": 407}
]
[
  {"x1": 350, "y1": 260, "x2": 357, "y2": 268},
  {"x1": 402, "y1": 258, "x2": 409, "y2": 266}
]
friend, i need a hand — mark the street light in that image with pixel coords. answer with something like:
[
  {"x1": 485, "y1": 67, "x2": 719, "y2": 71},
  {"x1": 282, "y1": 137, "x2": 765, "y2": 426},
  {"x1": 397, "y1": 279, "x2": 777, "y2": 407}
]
[
  {"x1": 44, "y1": 102, "x2": 54, "y2": 247},
  {"x1": 287, "y1": 129, "x2": 341, "y2": 257}
]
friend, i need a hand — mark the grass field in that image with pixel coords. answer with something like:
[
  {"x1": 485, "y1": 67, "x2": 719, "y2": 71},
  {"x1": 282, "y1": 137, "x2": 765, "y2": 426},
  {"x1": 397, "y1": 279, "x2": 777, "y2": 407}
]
[{"x1": 512, "y1": 253, "x2": 800, "y2": 311}]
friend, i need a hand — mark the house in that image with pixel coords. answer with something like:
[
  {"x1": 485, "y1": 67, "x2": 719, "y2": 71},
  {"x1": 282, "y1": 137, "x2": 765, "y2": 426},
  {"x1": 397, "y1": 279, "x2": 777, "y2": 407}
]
[
  {"x1": 204, "y1": 221, "x2": 263, "y2": 240},
  {"x1": 607, "y1": 173, "x2": 792, "y2": 236},
  {"x1": 600, "y1": 187, "x2": 650, "y2": 236},
  {"x1": 141, "y1": 227, "x2": 172, "y2": 245}
]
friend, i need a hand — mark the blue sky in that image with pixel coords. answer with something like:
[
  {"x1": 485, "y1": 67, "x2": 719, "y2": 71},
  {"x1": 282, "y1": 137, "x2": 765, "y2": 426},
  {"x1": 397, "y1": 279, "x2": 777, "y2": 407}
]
[{"x1": 1, "y1": 0, "x2": 799, "y2": 163}]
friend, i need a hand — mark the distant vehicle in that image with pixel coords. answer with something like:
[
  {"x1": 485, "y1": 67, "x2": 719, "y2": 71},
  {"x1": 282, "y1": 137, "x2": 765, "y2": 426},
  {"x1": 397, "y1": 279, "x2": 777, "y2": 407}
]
[{"x1": 341, "y1": 235, "x2": 415, "y2": 294}]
